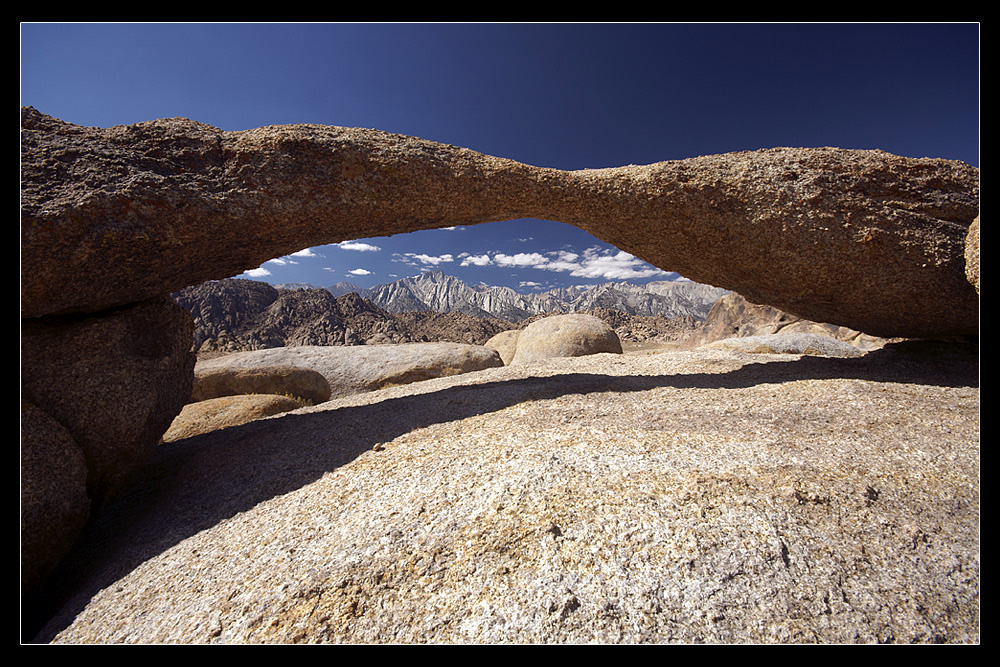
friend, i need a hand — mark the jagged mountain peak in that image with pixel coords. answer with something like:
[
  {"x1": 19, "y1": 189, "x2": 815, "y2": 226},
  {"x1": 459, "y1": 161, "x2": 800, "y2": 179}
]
[{"x1": 258, "y1": 272, "x2": 726, "y2": 323}]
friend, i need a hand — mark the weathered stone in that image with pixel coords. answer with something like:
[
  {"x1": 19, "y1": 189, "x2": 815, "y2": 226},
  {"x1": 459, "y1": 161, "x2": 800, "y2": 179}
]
[
  {"x1": 193, "y1": 343, "x2": 504, "y2": 399},
  {"x1": 21, "y1": 107, "x2": 978, "y2": 338},
  {"x1": 510, "y1": 314, "x2": 623, "y2": 366},
  {"x1": 191, "y1": 365, "x2": 331, "y2": 404},
  {"x1": 163, "y1": 394, "x2": 307, "y2": 443},
  {"x1": 484, "y1": 329, "x2": 521, "y2": 365},
  {"x1": 21, "y1": 298, "x2": 196, "y2": 511},
  {"x1": 20, "y1": 401, "x2": 91, "y2": 602},
  {"x1": 965, "y1": 215, "x2": 979, "y2": 295}
]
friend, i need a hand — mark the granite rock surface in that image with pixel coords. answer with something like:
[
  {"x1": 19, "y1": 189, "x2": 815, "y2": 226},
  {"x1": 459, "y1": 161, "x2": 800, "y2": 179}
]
[{"x1": 32, "y1": 342, "x2": 979, "y2": 644}]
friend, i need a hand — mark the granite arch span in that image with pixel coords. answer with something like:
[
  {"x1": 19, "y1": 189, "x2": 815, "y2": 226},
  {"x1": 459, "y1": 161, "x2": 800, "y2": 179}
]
[{"x1": 21, "y1": 107, "x2": 979, "y2": 338}]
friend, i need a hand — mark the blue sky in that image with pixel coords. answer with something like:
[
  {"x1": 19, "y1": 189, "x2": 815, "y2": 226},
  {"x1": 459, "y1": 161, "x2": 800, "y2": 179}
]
[{"x1": 21, "y1": 22, "x2": 980, "y2": 292}]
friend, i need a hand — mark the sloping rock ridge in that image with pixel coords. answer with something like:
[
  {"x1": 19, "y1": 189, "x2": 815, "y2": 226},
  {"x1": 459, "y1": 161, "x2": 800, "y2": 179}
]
[
  {"x1": 683, "y1": 292, "x2": 894, "y2": 352},
  {"x1": 705, "y1": 333, "x2": 867, "y2": 358},
  {"x1": 162, "y1": 395, "x2": 309, "y2": 444},
  {"x1": 190, "y1": 365, "x2": 332, "y2": 404},
  {"x1": 192, "y1": 343, "x2": 504, "y2": 400}
]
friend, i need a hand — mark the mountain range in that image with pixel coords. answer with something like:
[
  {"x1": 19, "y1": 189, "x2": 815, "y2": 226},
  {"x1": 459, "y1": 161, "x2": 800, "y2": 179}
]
[
  {"x1": 280, "y1": 270, "x2": 728, "y2": 322},
  {"x1": 173, "y1": 273, "x2": 728, "y2": 356}
]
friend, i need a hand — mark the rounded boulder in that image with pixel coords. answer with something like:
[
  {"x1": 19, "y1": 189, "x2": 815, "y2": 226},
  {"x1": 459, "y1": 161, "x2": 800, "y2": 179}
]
[{"x1": 510, "y1": 314, "x2": 623, "y2": 366}]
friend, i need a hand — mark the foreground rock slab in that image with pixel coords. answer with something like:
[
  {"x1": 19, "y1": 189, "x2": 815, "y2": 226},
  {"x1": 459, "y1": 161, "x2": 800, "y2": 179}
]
[
  {"x1": 191, "y1": 365, "x2": 332, "y2": 404},
  {"x1": 193, "y1": 343, "x2": 504, "y2": 399},
  {"x1": 32, "y1": 342, "x2": 979, "y2": 644},
  {"x1": 21, "y1": 107, "x2": 978, "y2": 337},
  {"x1": 705, "y1": 333, "x2": 867, "y2": 358},
  {"x1": 163, "y1": 394, "x2": 308, "y2": 443}
]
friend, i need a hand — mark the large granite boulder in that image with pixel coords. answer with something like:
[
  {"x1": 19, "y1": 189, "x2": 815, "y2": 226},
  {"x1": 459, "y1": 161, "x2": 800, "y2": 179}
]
[
  {"x1": 20, "y1": 401, "x2": 91, "y2": 603},
  {"x1": 509, "y1": 314, "x2": 623, "y2": 366},
  {"x1": 20, "y1": 297, "x2": 195, "y2": 620},
  {"x1": 21, "y1": 298, "x2": 196, "y2": 510},
  {"x1": 21, "y1": 107, "x2": 978, "y2": 338},
  {"x1": 193, "y1": 343, "x2": 504, "y2": 399},
  {"x1": 484, "y1": 329, "x2": 522, "y2": 365}
]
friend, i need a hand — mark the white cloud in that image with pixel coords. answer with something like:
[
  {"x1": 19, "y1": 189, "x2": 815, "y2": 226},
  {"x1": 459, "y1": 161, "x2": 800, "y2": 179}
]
[
  {"x1": 493, "y1": 252, "x2": 548, "y2": 267},
  {"x1": 349, "y1": 268, "x2": 373, "y2": 276},
  {"x1": 338, "y1": 241, "x2": 381, "y2": 252},
  {"x1": 244, "y1": 267, "x2": 271, "y2": 278},
  {"x1": 541, "y1": 250, "x2": 583, "y2": 273},
  {"x1": 290, "y1": 248, "x2": 319, "y2": 257},
  {"x1": 460, "y1": 254, "x2": 492, "y2": 267},
  {"x1": 396, "y1": 252, "x2": 455, "y2": 266}
]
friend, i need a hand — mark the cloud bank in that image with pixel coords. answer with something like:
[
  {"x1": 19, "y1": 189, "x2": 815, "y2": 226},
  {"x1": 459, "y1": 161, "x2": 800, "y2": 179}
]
[
  {"x1": 394, "y1": 252, "x2": 455, "y2": 267},
  {"x1": 460, "y1": 247, "x2": 668, "y2": 281}
]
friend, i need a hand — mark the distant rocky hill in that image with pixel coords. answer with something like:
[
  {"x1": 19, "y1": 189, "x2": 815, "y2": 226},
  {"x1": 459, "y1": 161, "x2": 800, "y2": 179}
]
[
  {"x1": 281, "y1": 270, "x2": 728, "y2": 322},
  {"x1": 174, "y1": 279, "x2": 515, "y2": 354}
]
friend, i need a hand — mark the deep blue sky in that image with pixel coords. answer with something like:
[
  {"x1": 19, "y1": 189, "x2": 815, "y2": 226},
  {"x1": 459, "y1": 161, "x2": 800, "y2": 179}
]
[{"x1": 20, "y1": 22, "x2": 980, "y2": 292}]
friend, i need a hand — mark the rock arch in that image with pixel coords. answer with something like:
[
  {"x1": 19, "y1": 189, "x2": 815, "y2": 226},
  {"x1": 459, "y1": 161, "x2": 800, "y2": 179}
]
[
  {"x1": 21, "y1": 106, "x2": 979, "y2": 338},
  {"x1": 19, "y1": 108, "x2": 979, "y2": 612}
]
